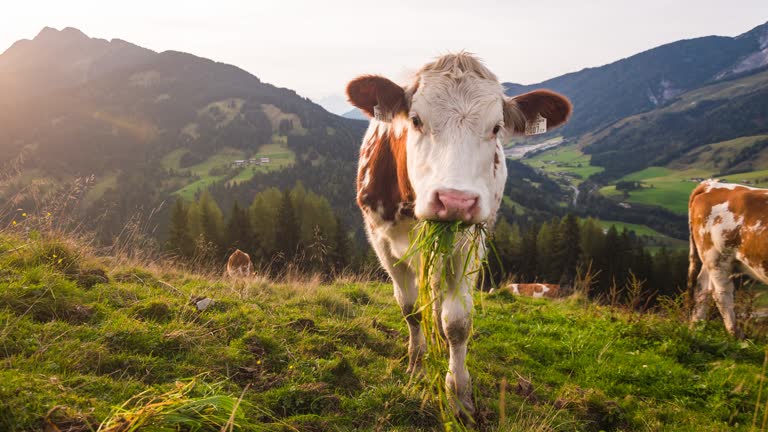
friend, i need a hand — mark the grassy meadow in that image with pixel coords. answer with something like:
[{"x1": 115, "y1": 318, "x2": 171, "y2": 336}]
[
  {"x1": 1, "y1": 233, "x2": 767, "y2": 431},
  {"x1": 160, "y1": 142, "x2": 296, "y2": 200},
  {"x1": 523, "y1": 145, "x2": 604, "y2": 186}
]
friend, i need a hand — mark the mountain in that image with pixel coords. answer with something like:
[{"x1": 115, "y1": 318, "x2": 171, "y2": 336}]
[
  {"x1": 342, "y1": 108, "x2": 366, "y2": 120},
  {"x1": 314, "y1": 94, "x2": 354, "y2": 115},
  {"x1": 0, "y1": 27, "x2": 365, "y2": 242},
  {"x1": 503, "y1": 21, "x2": 768, "y2": 240},
  {"x1": 585, "y1": 69, "x2": 768, "y2": 180},
  {"x1": 504, "y1": 21, "x2": 768, "y2": 137}
]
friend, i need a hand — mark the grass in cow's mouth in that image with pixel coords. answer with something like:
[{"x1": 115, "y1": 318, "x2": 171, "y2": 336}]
[{"x1": 399, "y1": 220, "x2": 494, "y2": 429}]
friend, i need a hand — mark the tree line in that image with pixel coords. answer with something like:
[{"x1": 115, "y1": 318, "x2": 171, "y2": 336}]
[
  {"x1": 166, "y1": 182, "x2": 362, "y2": 275},
  {"x1": 489, "y1": 214, "x2": 688, "y2": 306},
  {"x1": 166, "y1": 188, "x2": 689, "y2": 306}
]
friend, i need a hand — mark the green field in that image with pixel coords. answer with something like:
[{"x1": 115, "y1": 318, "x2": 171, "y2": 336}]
[
  {"x1": 226, "y1": 143, "x2": 296, "y2": 186},
  {"x1": 601, "y1": 165, "x2": 768, "y2": 215},
  {"x1": 524, "y1": 144, "x2": 604, "y2": 185},
  {"x1": 160, "y1": 148, "x2": 189, "y2": 170},
  {"x1": 600, "y1": 168, "x2": 708, "y2": 215},
  {"x1": 83, "y1": 172, "x2": 118, "y2": 206},
  {"x1": 166, "y1": 142, "x2": 296, "y2": 198},
  {"x1": 1, "y1": 233, "x2": 766, "y2": 431},
  {"x1": 174, "y1": 148, "x2": 246, "y2": 199},
  {"x1": 596, "y1": 219, "x2": 687, "y2": 249},
  {"x1": 671, "y1": 135, "x2": 768, "y2": 171}
]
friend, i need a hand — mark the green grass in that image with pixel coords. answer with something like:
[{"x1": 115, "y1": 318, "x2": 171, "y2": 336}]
[
  {"x1": 524, "y1": 144, "x2": 604, "y2": 185},
  {"x1": 1, "y1": 234, "x2": 767, "y2": 431},
  {"x1": 596, "y1": 220, "x2": 687, "y2": 250},
  {"x1": 596, "y1": 220, "x2": 668, "y2": 238},
  {"x1": 226, "y1": 143, "x2": 296, "y2": 187},
  {"x1": 600, "y1": 165, "x2": 768, "y2": 216},
  {"x1": 83, "y1": 172, "x2": 118, "y2": 206},
  {"x1": 165, "y1": 142, "x2": 296, "y2": 195},
  {"x1": 173, "y1": 148, "x2": 245, "y2": 199},
  {"x1": 599, "y1": 168, "x2": 708, "y2": 215},
  {"x1": 670, "y1": 135, "x2": 768, "y2": 171},
  {"x1": 161, "y1": 148, "x2": 189, "y2": 170}
]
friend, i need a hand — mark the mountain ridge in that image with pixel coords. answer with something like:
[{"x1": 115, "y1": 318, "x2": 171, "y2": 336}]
[{"x1": 503, "y1": 20, "x2": 768, "y2": 137}]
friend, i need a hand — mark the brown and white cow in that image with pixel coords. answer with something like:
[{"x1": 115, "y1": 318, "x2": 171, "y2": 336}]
[
  {"x1": 226, "y1": 249, "x2": 253, "y2": 278},
  {"x1": 490, "y1": 283, "x2": 561, "y2": 299},
  {"x1": 346, "y1": 53, "x2": 571, "y2": 419},
  {"x1": 688, "y1": 179, "x2": 768, "y2": 338}
]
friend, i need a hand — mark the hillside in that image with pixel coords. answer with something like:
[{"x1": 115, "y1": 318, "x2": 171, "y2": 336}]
[
  {"x1": 507, "y1": 21, "x2": 768, "y2": 240},
  {"x1": 0, "y1": 27, "x2": 366, "y2": 242},
  {"x1": 503, "y1": 21, "x2": 768, "y2": 137},
  {"x1": 584, "y1": 69, "x2": 768, "y2": 181},
  {"x1": 1, "y1": 234, "x2": 766, "y2": 431}
]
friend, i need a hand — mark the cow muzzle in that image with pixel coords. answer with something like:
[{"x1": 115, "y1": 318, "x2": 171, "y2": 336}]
[{"x1": 428, "y1": 188, "x2": 480, "y2": 222}]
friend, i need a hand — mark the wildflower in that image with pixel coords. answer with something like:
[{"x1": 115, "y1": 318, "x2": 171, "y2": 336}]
[
  {"x1": 12, "y1": 220, "x2": 16, "y2": 226},
  {"x1": 21, "y1": 213, "x2": 27, "y2": 217},
  {"x1": 256, "y1": 360, "x2": 262, "y2": 365},
  {"x1": 58, "y1": 259, "x2": 63, "y2": 264},
  {"x1": 46, "y1": 212, "x2": 51, "y2": 217},
  {"x1": 52, "y1": 254, "x2": 57, "y2": 258}
]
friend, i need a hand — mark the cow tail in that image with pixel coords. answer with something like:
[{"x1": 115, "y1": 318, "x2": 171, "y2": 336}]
[{"x1": 687, "y1": 183, "x2": 707, "y2": 299}]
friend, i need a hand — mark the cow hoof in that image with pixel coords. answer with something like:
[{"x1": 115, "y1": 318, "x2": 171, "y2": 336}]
[
  {"x1": 406, "y1": 361, "x2": 423, "y2": 377},
  {"x1": 450, "y1": 397, "x2": 476, "y2": 427},
  {"x1": 446, "y1": 374, "x2": 475, "y2": 425}
]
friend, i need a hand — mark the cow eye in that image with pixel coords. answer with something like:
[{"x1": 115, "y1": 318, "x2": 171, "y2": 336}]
[
  {"x1": 492, "y1": 125, "x2": 501, "y2": 135},
  {"x1": 411, "y1": 115, "x2": 422, "y2": 129}
]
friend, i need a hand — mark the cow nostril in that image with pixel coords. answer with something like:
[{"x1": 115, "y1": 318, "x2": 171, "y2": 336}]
[{"x1": 435, "y1": 190, "x2": 480, "y2": 218}]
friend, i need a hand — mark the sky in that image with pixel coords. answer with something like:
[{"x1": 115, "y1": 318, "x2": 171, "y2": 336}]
[{"x1": 2, "y1": 1, "x2": 767, "y2": 113}]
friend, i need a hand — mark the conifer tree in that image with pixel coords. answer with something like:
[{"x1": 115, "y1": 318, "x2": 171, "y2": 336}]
[
  {"x1": 276, "y1": 189, "x2": 300, "y2": 260},
  {"x1": 167, "y1": 199, "x2": 194, "y2": 258},
  {"x1": 197, "y1": 191, "x2": 225, "y2": 257},
  {"x1": 556, "y1": 214, "x2": 581, "y2": 285},
  {"x1": 226, "y1": 200, "x2": 251, "y2": 252},
  {"x1": 331, "y1": 214, "x2": 351, "y2": 273}
]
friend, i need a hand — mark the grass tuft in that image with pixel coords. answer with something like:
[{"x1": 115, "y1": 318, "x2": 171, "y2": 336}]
[
  {"x1": 97, "y1": 377, "x2": 247, "y2": 431},
  {"x1": 399, "y1": 220, "x2": 491, "y2": 429}
]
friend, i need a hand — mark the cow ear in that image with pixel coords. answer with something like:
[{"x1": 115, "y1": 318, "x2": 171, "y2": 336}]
[
  {"x1": 346, "y1": 75, "x2": 407, "y2": 121},
  {"x1": 504, "y1": 90, "x2": 571, "y2": 135}
]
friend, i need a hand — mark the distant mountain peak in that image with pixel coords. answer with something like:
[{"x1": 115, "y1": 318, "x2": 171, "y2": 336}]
[{"x1": 34, "y1": 26, "x2": 89, "y2": 43}]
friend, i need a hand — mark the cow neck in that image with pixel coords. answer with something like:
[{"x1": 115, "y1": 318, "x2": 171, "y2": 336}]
[{"x1": 357, "y1": 122, "x2": 414, "y2": 221}]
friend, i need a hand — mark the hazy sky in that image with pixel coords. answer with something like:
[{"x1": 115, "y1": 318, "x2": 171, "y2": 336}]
[{"x1": 2, "y1": 1, "x2": 767, "y2": 112}]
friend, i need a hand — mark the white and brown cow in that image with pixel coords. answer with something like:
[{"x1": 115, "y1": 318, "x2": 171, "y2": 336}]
[
  {"x1": 688, "y1": 179, "x2": 768, "y2": 338},
  {"x1": 346, "y1": 53, "x2": 571, "y2": 419},
  {"x1": 491, "y1": 283, "x2": 561, "y2": 298},
  {"x1": 226, "y1": 249, "x2": 253, "y2": 278}
]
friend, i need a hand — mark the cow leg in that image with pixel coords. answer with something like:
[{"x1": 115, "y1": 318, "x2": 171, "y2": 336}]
[
  {"x1": 691, "y1": 266, "x2": 712, "y2": 323},
  {"x1": 395, "y1": 270, "x2": 426, "y2": 374},
  {"x1": 430, "y1": 270, "x2": 447, "y2": 343},
  {"x1": 368, "y1": 233, "x2": 425, "y2": 374},
  {"x1": 709, "y1": 266, "x2": 742, "y2": 338},
  {"x1": 442, "y1": 254, "x2": 476, "y2": 421}
]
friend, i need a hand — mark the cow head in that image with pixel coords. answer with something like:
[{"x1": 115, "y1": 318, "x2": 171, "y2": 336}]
[{"x1": 347, "y1": 53, "x2": 571, "y2": 224}]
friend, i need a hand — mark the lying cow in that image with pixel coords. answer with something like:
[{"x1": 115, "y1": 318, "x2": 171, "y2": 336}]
[
  {"x1": 688, "y1": 179, "x2": 768, "y2": 338},
  {"x1": 226, "y1": 249, "x2": 253, "y2": 277},
  {"x1": 490, "y1": 283, "x2": 561, "y2": 298},
  {"x1": 346, "y1": 52, "x2": 570, "y2": 419}
]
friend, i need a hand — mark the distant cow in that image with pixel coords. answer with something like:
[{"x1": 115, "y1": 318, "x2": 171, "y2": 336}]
[
  {"x1": 490, "y1": 283, "x2": 561, "y2": 298},
  {"x1": 346, "y1": 52, "x2": 571, "y2": 419},
  {"x1": 688, "y1": 180, "x2": 768, "y2": 337},
  {"x1": 226, "y1": 249, "x2": 253, "y2": 277}
]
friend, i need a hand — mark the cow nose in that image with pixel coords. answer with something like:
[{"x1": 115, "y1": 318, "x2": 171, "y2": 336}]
[{"x1": 434, "y1": 189, "x2": 479, "y2": 221}]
